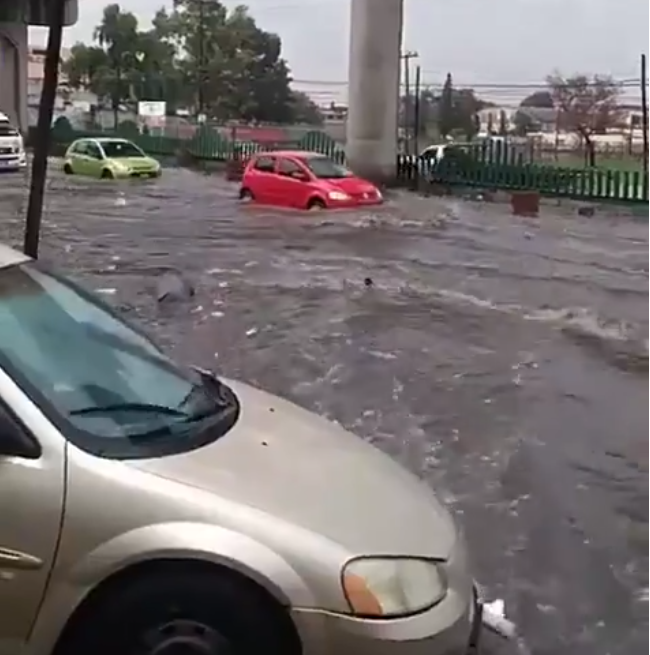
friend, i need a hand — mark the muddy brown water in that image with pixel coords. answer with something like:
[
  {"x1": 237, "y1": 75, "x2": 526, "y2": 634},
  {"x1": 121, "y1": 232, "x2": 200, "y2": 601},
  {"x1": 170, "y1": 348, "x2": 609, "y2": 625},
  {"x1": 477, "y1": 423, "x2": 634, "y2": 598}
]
[{"x1": 1, "y1": 167, "x2": 648, "y2": 655}]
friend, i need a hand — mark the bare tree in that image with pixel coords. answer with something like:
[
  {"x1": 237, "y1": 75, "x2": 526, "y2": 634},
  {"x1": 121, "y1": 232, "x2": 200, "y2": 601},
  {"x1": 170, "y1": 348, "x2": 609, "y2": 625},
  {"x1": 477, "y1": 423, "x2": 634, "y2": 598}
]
[{"x1": 546, "y1": 72, "x2": 621, "y2": 166}]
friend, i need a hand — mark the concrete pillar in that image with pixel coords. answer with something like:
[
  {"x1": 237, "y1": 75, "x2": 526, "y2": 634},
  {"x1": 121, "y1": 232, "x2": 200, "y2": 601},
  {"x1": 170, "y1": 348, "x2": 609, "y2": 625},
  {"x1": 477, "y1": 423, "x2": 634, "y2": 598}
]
[
  {"x1": 346, "y1": 0, "x2": 403, "y2": 183},
  {"x1": 0, "y1": 22, "x2": 28, "y2": 133}
]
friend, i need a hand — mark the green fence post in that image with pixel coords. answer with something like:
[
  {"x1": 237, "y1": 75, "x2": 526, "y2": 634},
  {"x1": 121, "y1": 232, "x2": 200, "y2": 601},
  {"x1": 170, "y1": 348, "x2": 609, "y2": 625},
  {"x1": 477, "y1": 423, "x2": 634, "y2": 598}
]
[{"x1": 611, "y1": 170, "x2": 621, "y2": 201}]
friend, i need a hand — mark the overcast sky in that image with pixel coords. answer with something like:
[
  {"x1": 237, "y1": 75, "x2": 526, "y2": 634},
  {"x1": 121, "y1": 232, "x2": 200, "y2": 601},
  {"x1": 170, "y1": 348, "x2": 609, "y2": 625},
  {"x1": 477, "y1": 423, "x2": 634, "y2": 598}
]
[{"x1": 30, "y1": 0, "x2": 648, "y2": 103}]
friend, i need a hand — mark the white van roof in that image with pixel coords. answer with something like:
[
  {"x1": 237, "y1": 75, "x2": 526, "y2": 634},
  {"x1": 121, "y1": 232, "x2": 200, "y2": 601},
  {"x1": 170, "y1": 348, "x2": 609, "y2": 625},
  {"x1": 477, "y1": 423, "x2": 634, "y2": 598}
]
[
  {"x1": 0, "y1": 112, "x2": 10, "y2": 123},
  {"x1": 0, "y1": 243, "x2": 29, "y2": 269}
]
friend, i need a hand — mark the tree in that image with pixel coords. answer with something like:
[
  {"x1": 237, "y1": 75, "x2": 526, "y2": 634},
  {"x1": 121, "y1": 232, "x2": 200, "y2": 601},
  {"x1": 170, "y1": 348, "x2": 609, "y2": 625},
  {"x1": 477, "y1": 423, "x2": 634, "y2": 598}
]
[
  {"x1": 94, "y1": 4, "x2": 141, "y2": 126},
  {"x1": 546, "y1": 72, "x2": 621, "y2": 166},
  {"x1": 153, "y1": 0, "x2": 294, "y2": 123},
  {"x1": 438, "y1": 72, "x2": 454, "y2": 138},
  {"x1": 63, "y1": 4, "x2": 144, "y2": 127},
  {"x1": 520, "y1": 90, "x2": 554, "y2": 108},
  {"x1": 453, "y1": 88, "x2": 483, "y2": 140},
  {"x1": 498, "y1": 109, "x2": 508, "y2": 136},
  {"x1": 513, "y1": 110, "x2": 535, "y2": 136},
  {"x1": 289, "y1": 91, "x2": 323, "y2": 125}
]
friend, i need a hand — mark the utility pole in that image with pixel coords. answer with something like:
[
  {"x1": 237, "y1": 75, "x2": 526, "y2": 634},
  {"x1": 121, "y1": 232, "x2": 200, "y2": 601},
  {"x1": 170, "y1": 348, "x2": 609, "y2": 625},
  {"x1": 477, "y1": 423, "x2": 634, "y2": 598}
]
[
  {"x1": 198, "y1": 0, "x2": 205, "y2": 119},
  {"x1": 400, "y1": 50, "x2": 418, "y2": 155},
  {"x1": 413, "y1": 64, "x2": 422, "y2": 158},
  {"x1": 641, "y1": 53, "x2": 648, "y2": 180},
  {"x1": 24, "y1": 0, "x2": 66, "y2": 259}
]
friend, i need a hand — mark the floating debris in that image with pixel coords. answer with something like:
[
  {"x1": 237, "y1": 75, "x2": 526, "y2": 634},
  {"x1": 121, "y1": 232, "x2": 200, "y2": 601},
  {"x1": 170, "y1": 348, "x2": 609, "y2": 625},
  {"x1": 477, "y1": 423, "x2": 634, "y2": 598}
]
[
  {"x1": 482, "y1": 598, "x2": 517, "y2": 640},
  {"x1": 156, "y1": 272, "x2": 195, "y2": 303}
]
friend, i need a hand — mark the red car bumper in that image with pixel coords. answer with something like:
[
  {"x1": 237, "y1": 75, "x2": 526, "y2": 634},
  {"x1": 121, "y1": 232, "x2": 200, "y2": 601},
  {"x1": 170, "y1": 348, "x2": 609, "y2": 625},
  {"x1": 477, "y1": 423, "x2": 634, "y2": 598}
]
[{"x1": 329, "y1": 194, "x2": 383, "y2": 208}]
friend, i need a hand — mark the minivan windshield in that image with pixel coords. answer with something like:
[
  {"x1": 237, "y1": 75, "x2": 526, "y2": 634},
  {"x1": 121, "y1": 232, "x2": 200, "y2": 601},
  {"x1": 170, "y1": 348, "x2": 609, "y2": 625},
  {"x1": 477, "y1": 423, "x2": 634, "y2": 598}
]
[
  {"x1": 303, "y1": 156, "x2": 351, "y2": 179},
  {"x1": 101, "y1": 140, "x2": 145, "y2": 158},
  {"x1": 0, "y1": 263, "x2": 238, "y2": 458},
  {"x1": 0, "y1": 124, "x2": 19, "y2": 137}
]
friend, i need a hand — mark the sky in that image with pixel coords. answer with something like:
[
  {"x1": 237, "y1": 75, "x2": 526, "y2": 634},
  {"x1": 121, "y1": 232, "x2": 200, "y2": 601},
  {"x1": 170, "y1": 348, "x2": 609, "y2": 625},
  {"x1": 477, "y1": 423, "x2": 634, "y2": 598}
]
[{"x1": 29, "y1": 0, "x2": 648, "y2": 105}]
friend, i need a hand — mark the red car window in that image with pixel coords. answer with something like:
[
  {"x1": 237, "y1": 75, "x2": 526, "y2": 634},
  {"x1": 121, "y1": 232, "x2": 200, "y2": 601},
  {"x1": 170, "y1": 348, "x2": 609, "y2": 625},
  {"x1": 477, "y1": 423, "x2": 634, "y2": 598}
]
[
  {"x1": 277, "y1": 158, "x2": 305, "y2": 177},
  {"x1": 252, "y1": 155, "x2": 275, "y2": 173}
]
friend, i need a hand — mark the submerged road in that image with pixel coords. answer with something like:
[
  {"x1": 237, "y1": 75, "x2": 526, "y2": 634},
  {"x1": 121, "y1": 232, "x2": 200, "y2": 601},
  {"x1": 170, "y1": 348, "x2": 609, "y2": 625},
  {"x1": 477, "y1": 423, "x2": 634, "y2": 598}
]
[{"x1": 1, "y1": 167, "x2": 647, "y2": 655}]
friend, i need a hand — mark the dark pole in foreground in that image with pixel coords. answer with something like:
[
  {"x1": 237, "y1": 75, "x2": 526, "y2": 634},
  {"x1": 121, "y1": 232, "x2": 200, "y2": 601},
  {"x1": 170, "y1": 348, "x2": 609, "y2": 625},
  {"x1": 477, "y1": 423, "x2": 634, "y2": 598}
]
[
  {"x1": 23, "y1": 0, "x2": 66, "y2": 259},
  {"x1": 640, "y1": 53, "x2": 648, "y2": 180}
]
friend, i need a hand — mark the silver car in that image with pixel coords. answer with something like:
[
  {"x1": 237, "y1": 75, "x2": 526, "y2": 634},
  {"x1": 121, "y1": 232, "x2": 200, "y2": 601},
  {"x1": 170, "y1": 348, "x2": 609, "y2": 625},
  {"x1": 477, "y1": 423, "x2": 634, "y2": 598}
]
[{"x1": 0, "y1": 243, "x2": 482, "y2": 655}]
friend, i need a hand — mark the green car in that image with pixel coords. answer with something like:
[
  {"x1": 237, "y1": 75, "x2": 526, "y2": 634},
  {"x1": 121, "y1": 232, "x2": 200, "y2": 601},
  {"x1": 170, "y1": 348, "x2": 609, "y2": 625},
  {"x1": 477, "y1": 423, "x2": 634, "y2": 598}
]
[{"x1": 63, "y1": 137, "x2": 161, "y2": 179}]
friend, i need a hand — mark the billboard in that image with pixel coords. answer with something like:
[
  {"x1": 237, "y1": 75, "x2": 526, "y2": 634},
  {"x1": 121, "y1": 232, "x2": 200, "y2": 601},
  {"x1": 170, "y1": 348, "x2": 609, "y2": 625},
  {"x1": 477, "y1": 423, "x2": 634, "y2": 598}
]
[{"x1": 138, "y1": 101, "x2": 166, "y2": 129}]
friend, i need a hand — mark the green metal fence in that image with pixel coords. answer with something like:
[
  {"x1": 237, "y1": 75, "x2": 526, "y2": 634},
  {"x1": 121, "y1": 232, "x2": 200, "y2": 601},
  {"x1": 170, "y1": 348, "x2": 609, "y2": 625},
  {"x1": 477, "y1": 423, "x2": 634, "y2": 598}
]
[
  {"x1": 47, "y1": 119, "x2": 647, "y2": 205},
  {"x1": 397, "y1": 142, "x2": 648, "y2": 205}
]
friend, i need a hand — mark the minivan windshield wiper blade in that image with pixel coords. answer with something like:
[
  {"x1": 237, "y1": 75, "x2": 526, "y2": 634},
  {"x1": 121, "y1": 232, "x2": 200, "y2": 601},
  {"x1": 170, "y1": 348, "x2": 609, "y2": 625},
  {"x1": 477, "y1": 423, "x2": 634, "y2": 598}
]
[{"x1": 70, "y1": 402, "x2": 188, "y2": 418}]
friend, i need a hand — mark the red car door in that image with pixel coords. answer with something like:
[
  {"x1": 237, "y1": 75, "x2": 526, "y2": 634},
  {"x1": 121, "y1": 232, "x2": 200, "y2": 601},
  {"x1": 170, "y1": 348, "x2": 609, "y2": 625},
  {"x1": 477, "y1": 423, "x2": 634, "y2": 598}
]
[
  {"x1": 247, "y1": 155, "x2": 277, "y2": 204},
  {"x1": 275, "y1": 157, "x2": 312, "y2": 209}
]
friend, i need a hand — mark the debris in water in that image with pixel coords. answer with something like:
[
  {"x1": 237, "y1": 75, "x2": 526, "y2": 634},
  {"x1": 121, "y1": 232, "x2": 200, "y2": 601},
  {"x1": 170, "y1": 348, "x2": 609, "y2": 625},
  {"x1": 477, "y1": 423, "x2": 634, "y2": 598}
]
[
  {"x1": 245, "y1": 327, "x2": 258, "y2": 337},
  {"x1": 364, "y1": 277, "x2": 373, "y2": 287},
  {"x1": 482, "y1": 598, "x2": 516, "y2": 639},
  {"x1": 114, "y1": 193, "x2": 127, "y2": 207},
  {"x1": 156, "y1": 272, "x2": 195, "y2": 303},
  {"x1": 96, "y1": 288, "x2": 116, "y2": 295}
]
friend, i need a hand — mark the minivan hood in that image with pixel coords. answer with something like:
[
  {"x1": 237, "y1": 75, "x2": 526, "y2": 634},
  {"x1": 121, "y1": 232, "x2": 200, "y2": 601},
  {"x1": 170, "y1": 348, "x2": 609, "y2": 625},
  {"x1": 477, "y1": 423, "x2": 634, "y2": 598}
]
[{"x1": 129, "y1": 380, "x2": 456, "y2": 558}]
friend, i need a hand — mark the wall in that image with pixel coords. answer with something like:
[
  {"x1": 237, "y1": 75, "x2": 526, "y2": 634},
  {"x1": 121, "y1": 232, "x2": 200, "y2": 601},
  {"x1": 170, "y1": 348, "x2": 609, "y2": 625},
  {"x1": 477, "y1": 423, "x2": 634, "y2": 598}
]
[{"x1": 0, "y1": 22, "x2": 28, "y2": 131}]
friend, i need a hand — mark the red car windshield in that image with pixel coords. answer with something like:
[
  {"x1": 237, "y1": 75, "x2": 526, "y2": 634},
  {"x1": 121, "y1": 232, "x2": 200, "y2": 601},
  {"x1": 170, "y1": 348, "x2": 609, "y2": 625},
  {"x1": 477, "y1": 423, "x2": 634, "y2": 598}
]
[{"x1": 303, "y1": 156, "x2": 351, "y2": 179}]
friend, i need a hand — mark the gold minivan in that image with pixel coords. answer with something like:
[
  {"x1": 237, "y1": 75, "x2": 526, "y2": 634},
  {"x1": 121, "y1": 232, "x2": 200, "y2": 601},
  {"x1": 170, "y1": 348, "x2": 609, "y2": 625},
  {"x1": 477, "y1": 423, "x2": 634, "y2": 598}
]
[{"x1": 0, "y1": 243, "x2": 482, "y2": 655}]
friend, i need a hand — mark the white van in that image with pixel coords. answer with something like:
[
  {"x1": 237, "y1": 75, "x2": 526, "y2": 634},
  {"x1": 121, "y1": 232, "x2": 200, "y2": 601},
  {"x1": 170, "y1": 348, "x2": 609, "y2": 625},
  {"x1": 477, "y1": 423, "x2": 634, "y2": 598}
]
[{"x1": 0, "y1": 112, "x2": 27, "y2": 171}]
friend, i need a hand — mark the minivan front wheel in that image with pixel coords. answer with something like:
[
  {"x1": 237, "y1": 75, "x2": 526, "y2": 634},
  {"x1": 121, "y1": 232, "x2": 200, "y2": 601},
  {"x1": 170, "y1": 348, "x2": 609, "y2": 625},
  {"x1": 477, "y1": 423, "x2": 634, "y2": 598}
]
[{"x1": 54, "y1": 566, "x2": 299, "y2": 655}]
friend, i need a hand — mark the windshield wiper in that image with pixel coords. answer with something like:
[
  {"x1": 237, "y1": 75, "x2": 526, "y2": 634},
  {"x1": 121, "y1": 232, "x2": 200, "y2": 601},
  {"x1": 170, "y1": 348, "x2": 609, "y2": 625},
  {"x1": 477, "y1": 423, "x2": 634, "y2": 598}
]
[
  {"x1": 178, "y1": 369, "x2": 234, "y2": 416},
  {"x1": 70, "y1": 402, "x2": 189, "y2": 418}
]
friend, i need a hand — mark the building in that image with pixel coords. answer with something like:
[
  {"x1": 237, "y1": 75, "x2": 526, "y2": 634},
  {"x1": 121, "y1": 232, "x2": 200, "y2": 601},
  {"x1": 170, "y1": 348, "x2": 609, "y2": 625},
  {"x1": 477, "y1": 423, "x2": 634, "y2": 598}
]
[
  {"x1": 0, "y1": 0, "x2": 78, "y2": 130},
  {"x1": 27, "y1": 44, "x2": 72, "y2": 109}
]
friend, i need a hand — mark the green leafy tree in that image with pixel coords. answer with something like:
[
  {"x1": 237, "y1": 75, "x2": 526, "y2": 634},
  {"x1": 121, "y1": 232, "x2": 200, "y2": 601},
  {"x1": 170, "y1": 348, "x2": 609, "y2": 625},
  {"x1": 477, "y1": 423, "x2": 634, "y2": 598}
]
[
  {"x1": 94, "y1": 4, "x2": 141, "y2": 126},
  {"x1": 289, "y1": 91, "x2": 323, "y2": 125},
  {"x1": 438, "y1": 72, "x2": 454, "y2": 138}
]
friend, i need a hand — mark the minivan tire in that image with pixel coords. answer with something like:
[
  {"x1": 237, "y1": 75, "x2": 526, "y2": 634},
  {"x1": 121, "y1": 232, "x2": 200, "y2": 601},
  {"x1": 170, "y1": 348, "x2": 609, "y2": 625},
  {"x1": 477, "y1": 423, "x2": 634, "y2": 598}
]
[
  {"x1": 53, "y1": 567, "x2": 299, "y2": 655},
  {"x1": 100, "y1": 168, "x2": 114, "y2": 180},
  {"x1": 63, "y1": 163, "x2": 73, "y2": 175},
  {"x1": 239, "y1": 187, "x2": 254, "y2": 201}
]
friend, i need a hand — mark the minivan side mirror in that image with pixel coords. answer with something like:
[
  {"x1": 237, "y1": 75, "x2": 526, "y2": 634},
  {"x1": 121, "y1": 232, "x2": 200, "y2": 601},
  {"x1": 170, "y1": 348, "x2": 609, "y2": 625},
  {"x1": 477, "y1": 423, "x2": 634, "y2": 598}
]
[{"x1": 0, "y1": 413, "x2": 40, "y2": 459}]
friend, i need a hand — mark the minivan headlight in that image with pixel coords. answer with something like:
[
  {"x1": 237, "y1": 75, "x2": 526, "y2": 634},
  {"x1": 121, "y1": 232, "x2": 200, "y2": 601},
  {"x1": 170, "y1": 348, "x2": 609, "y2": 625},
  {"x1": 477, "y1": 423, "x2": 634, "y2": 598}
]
[{"x1": 342, "y1": 557, "x2": 448, "y2": 617}]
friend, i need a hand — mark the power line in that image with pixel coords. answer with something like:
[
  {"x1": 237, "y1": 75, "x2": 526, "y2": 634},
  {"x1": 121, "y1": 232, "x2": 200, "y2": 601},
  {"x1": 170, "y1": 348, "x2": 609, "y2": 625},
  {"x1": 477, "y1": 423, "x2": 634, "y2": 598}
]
[{"x1": 292, "y1": 77, "x2": 643, "y2": 89}]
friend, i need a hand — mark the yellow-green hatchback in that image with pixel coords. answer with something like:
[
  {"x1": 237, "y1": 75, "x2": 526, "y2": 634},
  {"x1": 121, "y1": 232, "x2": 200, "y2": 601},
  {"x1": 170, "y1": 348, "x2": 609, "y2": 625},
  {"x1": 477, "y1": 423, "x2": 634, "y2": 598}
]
[{"x1": 63, "y1": 137, "x2": 161, "y2": 179}]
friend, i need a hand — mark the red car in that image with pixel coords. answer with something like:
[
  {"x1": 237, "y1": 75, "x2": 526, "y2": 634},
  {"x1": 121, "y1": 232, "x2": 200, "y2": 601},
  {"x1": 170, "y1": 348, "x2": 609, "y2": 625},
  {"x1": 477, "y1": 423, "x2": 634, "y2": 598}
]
[{"x1": 239, "y1": 150, "x2": 383, "y2": 210}]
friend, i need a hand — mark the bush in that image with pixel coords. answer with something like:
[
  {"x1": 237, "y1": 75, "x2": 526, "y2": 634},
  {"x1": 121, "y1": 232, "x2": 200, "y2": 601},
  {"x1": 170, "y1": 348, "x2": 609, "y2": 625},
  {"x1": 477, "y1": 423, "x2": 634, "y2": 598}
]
[
  {"x1": 117, "y1": 120, "x2": 140, "y2": 139},
  {"x1": 51, "y1": 116, "x2": 74, "y2": 143}
]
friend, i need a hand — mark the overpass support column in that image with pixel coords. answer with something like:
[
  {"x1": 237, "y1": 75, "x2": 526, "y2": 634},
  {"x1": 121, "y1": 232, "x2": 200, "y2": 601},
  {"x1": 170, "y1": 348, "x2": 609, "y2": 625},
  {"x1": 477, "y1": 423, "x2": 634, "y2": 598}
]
[
  {"x1": 346, "y1": 0, "x2": 403, "y2": 183},
  {"x1": 0, "y1": 22, "x2": 28, "y2": 132}
]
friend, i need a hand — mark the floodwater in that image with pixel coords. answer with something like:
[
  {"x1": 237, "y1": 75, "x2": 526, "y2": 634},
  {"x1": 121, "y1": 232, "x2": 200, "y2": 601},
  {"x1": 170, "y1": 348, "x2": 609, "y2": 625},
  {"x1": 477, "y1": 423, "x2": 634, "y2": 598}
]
[{"x1": 1, "y1": 167, "x2": 648, "y2": 655}]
